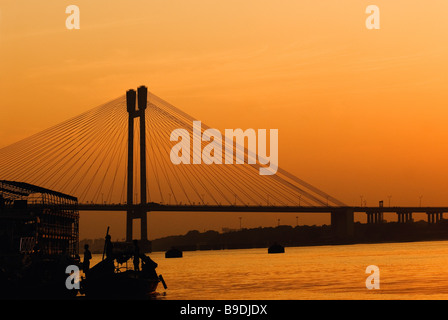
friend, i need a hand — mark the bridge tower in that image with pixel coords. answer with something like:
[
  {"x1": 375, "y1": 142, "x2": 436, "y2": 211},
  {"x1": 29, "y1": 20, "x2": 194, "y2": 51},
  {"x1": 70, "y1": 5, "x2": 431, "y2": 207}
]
[{"x1": 126, "y1": 86, "x2": 148, "y2": 242}]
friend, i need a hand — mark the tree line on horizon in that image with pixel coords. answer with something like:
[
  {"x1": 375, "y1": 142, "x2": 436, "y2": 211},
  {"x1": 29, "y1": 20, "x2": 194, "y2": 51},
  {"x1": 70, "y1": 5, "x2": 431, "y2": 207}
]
[{"x1": 80, "y1": 219, "x2": 448, "y2": 254}]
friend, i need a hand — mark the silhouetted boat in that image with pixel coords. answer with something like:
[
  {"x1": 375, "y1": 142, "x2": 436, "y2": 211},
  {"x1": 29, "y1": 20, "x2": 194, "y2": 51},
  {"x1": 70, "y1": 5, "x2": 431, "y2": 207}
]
[
  {"x1": 165, "y1": 247, "x2": 183, "y2": 258},
  {"x1": 80, "y1": 229, "x2": 166, "y2": 299},
  {"x1": 268, "y1": 243, "x2": 285, "y2": 254},
  {"x1": 80, "y1": 255, "x2": 166, "y2": 299}
]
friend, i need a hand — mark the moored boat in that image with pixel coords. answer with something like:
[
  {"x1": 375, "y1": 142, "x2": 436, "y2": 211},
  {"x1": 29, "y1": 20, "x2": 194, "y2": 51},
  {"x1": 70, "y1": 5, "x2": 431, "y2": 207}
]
[
  {"x1": 268, "y1": 242, "x2": 285, "y2": 254},
  {"x1": 165, "y1": 247, "x2": 183, "y2": 258},
  {"x1": 80, "y1": 258, "x2": 161, "y2": 298},
  {"x1": 80, "y1": 234, "x2": 166, "y2": 299}
]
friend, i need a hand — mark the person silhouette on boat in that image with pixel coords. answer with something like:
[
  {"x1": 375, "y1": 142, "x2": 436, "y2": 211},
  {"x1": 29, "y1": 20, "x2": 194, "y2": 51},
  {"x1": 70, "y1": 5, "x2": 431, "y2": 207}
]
[
  {"x1": 105, "y1": 234, "x2": 114, "y2": 259},
  {"x1": 141, "y1": 254, "x2": 158, "y2": 279},
  {"x1": 83, "y1": 244, "x2": 92, "y2": 273},
  {"x1": 133, "y1": 240, "x2": 140, "y2": 271}
]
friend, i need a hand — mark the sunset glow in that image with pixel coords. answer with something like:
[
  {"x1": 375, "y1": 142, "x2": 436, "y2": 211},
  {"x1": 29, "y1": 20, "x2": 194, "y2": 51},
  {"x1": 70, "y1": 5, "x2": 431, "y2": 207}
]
[{"x1": 1, "y1": 1, "x2": 448, "y2": 239}]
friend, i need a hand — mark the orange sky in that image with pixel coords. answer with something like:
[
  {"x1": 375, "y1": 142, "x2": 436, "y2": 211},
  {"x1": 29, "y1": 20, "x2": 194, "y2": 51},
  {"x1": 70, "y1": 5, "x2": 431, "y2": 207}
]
[{"x1": 1, "y1": 1, "x2": 448, "y2": 240}]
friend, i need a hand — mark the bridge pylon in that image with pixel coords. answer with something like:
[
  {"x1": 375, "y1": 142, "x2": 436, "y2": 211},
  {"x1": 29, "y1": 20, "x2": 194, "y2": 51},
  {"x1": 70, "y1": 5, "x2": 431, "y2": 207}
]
[{"x1": 126, "y1": 86, "x2": 148, "y2": 242}]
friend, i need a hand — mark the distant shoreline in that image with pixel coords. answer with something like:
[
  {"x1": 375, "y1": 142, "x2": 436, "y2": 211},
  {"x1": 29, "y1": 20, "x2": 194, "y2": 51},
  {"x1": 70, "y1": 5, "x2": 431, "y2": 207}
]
[
  {"x1": 80, "y1": 220, "x2": 448, "y2": 254},
  {"x1": 150, "y1": 236, "x2": 448, "y2": 253}
]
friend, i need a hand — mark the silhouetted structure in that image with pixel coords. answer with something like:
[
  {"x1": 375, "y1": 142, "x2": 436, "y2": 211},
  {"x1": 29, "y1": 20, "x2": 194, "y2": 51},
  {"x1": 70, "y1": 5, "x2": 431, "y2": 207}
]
[
  {"x1": 2, "y1": 87, "x2": 448, "y2": 244},
  {"x1": 0, "y1": 87, "x2": 351, "y2": 242},
  {"x1": 0, "y1": 180, "x2": 79, "y2": 256},
  {"x1": 126, "y1": 86, "x2": 149, "y2": 243},
  {"x1": 0, "y1": 180, "x2": 79, "y2": 298}
]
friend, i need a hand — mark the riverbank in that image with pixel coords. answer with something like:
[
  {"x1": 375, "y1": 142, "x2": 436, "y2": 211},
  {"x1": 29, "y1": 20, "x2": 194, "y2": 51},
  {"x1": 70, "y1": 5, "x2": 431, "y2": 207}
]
[
  {"x1": 80, "y1": 219, "x2": 448, "y2": 254},
  {"x1": 150, "y1": 220, "x2": 448, "y2": 252}
]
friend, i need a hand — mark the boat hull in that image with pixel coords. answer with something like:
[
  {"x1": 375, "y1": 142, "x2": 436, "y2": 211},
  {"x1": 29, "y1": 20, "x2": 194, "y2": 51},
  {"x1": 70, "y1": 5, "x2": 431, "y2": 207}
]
[{"x1": 81, "y1": 271, "x2": 159, "y2": 299}]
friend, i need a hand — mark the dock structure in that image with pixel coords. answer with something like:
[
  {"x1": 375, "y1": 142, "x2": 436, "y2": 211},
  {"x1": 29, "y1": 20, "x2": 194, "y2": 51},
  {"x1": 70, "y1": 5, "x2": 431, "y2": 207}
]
[{"x1": 0, "y1": 180, "x2": 79, "y2": 257}]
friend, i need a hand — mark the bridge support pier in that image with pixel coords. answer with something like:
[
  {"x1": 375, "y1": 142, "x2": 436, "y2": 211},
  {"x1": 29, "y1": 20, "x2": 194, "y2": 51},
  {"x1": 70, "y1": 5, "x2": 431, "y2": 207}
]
[
  {"x1": 397, "y1": 212, "x2": 413, "y2": 223},
  {"x1": 367, "y1": 212, "x2": 383, "y2": 224},
  {"x1": 331, "y1": 209, "x2": 354, "y2": 238},
  {"x1": 427, "y1": 212, "x2": 443, "y2": 224}
]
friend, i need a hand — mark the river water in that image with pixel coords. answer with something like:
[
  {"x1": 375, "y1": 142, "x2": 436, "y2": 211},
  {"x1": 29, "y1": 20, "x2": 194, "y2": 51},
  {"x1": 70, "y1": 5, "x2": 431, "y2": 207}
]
[{"x1": 89, "y1": 240, "x2": 448, "y2": 300}]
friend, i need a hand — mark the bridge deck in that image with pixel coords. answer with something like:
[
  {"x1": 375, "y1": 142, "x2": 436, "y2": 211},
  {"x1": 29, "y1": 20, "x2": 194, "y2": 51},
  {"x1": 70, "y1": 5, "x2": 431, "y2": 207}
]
[{"x1": 76, "y1": 203, "x2": 448, "y2": 213}]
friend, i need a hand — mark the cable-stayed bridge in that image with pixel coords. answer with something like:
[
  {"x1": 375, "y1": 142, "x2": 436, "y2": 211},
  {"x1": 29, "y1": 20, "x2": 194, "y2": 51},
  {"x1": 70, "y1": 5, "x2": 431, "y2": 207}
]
[{"x1": 0, "y1": 86, "x2": 445, "y2": 242}]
